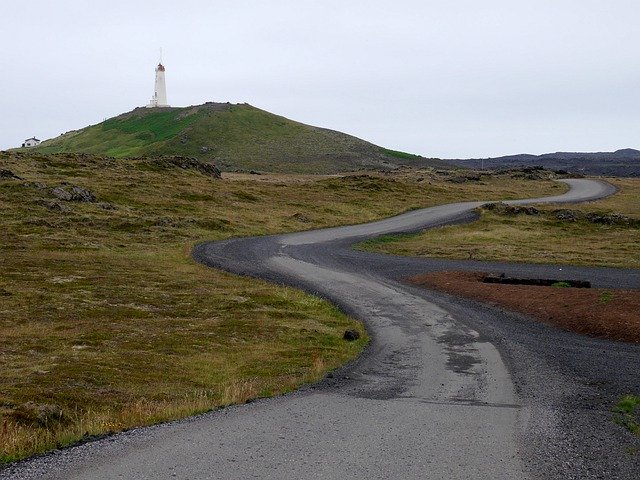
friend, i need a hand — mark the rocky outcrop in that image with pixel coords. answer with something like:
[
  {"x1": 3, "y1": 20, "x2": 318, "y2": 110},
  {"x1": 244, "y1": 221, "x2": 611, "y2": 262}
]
[
  {"x1": 153, "y1": 156, "x2": 222, "y2": 178},
  {"x1": 51, "y1": 185, "x2": 96, "y2": 202},
  {"x1": 483, "y1": 202, "x2": 638, "y2": 227},
  {"x1": 37, "y1": 199, "x2": 72, "y2": 212},
  {"x1": 482, "y1": 202, "x2": 540, "y2": 216},
  {"x1": 0, "y1": 168, "x2": 21, "y2": 179}
]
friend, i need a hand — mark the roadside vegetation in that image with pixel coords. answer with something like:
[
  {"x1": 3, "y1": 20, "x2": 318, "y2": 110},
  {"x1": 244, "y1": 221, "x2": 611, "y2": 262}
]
[
  {"x1": 613, "y1": 395, "x2": 640, "y2": 437},
  {"x1": 0, "y1": 152, "x2": 564, "y2": 463},
  {"x1": 359, "y1": 178, "x2": 639, "y2": 268}
]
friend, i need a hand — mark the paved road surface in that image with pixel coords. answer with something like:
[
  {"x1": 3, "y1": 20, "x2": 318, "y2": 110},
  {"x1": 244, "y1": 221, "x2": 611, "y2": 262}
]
[{"x1": 3, "y1": 179, "x2": 639, "y2": 479}]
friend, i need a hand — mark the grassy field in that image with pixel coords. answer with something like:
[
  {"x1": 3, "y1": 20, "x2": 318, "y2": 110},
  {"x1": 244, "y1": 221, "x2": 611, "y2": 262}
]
[
  {"x1": 33, "y1": 103, "x2": 448, "y2": 173},
  {"x1": 0, "y1": 152, "x2": 564, "y2": 463},
  {"x1": 359, "y1": 178, "x2": 640, "y2": 268}
]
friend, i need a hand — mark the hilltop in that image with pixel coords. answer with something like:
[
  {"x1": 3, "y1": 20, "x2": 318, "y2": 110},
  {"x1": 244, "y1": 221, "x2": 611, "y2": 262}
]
[
  {"x1": 443, "y1": 149, "x2": 640, "y2": 177},
  {"x1": 34, "y1": 102, "x2": 447, "y2": 174}
]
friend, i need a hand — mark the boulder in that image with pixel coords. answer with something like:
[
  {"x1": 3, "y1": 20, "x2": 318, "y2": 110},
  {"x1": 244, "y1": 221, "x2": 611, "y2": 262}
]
[
  {"x1": 553, "y1": 209, "x2": 584, "y2": 222},
  {"x1": 39, "y1": 200, "x2": 72, "y2": 212},
  {"x1": 155, "y1": 156, "x2": 222, "y2": 179},
  {"x1": 98, "y1": 202, "x2": 117, "y2": 210},
  {"x1": 70, "y1": 186, "x2": 96, "y2": 202},
  {"x1": 291, "y1": 213, "x2": 311, "y2": 223},
  {"x1": 52, "y1": 185, "x2": 96, "y2": 202},
  {"x1": 343, "y1": 329, "x2": 360, "y2": 341},
  {"x1": 482, "y1": 202, "x2": 539, "y2": 216},
  {"x1": 51, "y1": 186, "x2": 73, "y2": 201}
]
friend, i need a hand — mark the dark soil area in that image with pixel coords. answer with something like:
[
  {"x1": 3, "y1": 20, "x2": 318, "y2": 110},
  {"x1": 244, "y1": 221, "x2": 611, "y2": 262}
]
[{"x1": 409, "y1": 271, "x2": 640, "y2": 343}]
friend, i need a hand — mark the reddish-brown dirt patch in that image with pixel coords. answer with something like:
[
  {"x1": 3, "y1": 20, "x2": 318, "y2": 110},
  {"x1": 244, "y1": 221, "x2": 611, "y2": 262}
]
[{"x1": 409, "y1": 271, "x2": 640, "y2": 343}]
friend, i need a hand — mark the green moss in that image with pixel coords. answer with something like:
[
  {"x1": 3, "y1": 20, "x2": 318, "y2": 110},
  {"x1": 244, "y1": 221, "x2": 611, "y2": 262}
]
[{"x1": 101, "y1": 109, "x2": 200, "y2": 142}]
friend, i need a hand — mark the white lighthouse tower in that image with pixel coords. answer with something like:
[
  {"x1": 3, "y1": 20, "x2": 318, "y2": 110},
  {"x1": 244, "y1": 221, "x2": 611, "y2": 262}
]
[{"x1": 147, "y1": 58, "x2": 169, "y2": 108}]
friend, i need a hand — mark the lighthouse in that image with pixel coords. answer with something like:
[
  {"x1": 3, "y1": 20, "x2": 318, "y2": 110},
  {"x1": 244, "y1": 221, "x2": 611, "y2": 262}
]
[{"x1": 147, "y1": 61, "x2": 169, "y2": 108}]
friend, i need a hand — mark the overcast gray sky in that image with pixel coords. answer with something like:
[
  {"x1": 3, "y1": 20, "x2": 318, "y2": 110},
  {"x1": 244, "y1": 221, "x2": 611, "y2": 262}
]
[{"x1": 1, "y1": 1, "x2": 638, "y2": 158}]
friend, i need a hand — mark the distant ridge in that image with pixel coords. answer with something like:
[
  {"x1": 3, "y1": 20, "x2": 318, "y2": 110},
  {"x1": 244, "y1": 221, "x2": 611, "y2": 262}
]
[
  {"x1": 33, "y1": 102, "x2": 447, "y2": 174},
  {"x1": 444, "y1": 149, "x2": 640, "y2": 177}
]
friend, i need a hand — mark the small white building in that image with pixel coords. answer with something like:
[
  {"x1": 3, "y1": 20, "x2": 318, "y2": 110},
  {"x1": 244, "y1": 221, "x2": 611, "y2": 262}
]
[{"x1": 22, "y1": 137, "x2": 41, "y2": 148}]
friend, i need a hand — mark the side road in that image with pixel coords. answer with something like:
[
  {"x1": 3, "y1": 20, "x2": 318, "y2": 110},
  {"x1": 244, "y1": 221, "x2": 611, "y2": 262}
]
[{"x1": 3, "y1": 179, "x2": 638, "y2": 480}]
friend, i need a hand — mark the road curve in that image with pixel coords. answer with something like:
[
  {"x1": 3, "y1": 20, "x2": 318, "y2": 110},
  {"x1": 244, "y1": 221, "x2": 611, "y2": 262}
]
[{"x1": 3, "y1": 179, "x2": 639, "y2": 480}]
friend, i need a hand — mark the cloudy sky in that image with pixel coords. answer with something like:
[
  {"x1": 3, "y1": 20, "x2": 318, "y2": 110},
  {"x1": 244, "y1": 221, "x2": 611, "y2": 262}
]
[{"x1": 1, "y1": 1, "x2": 638, "y2": 158}]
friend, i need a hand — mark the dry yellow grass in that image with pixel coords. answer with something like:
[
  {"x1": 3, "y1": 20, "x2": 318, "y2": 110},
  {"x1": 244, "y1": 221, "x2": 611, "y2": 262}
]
[{"x1": 359, "y1": 177, "x2": 639, "y2": 268}]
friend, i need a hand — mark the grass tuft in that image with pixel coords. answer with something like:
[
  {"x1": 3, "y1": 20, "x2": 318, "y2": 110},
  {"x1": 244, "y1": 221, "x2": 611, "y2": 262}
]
[{"x1": 613, "y1": 395, "x2": 640, "y2": 437}]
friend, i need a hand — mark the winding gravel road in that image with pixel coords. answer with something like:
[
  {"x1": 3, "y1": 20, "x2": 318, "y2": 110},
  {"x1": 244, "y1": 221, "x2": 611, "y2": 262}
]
[{"x1": 3, "y1": 179, "x2": 639, "y2": 479}]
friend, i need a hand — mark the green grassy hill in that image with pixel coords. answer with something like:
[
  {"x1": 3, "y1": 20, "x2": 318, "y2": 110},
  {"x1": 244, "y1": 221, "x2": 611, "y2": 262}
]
[{"x1": 34, "y1": 103, "x2": 446, "y2": 173}]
